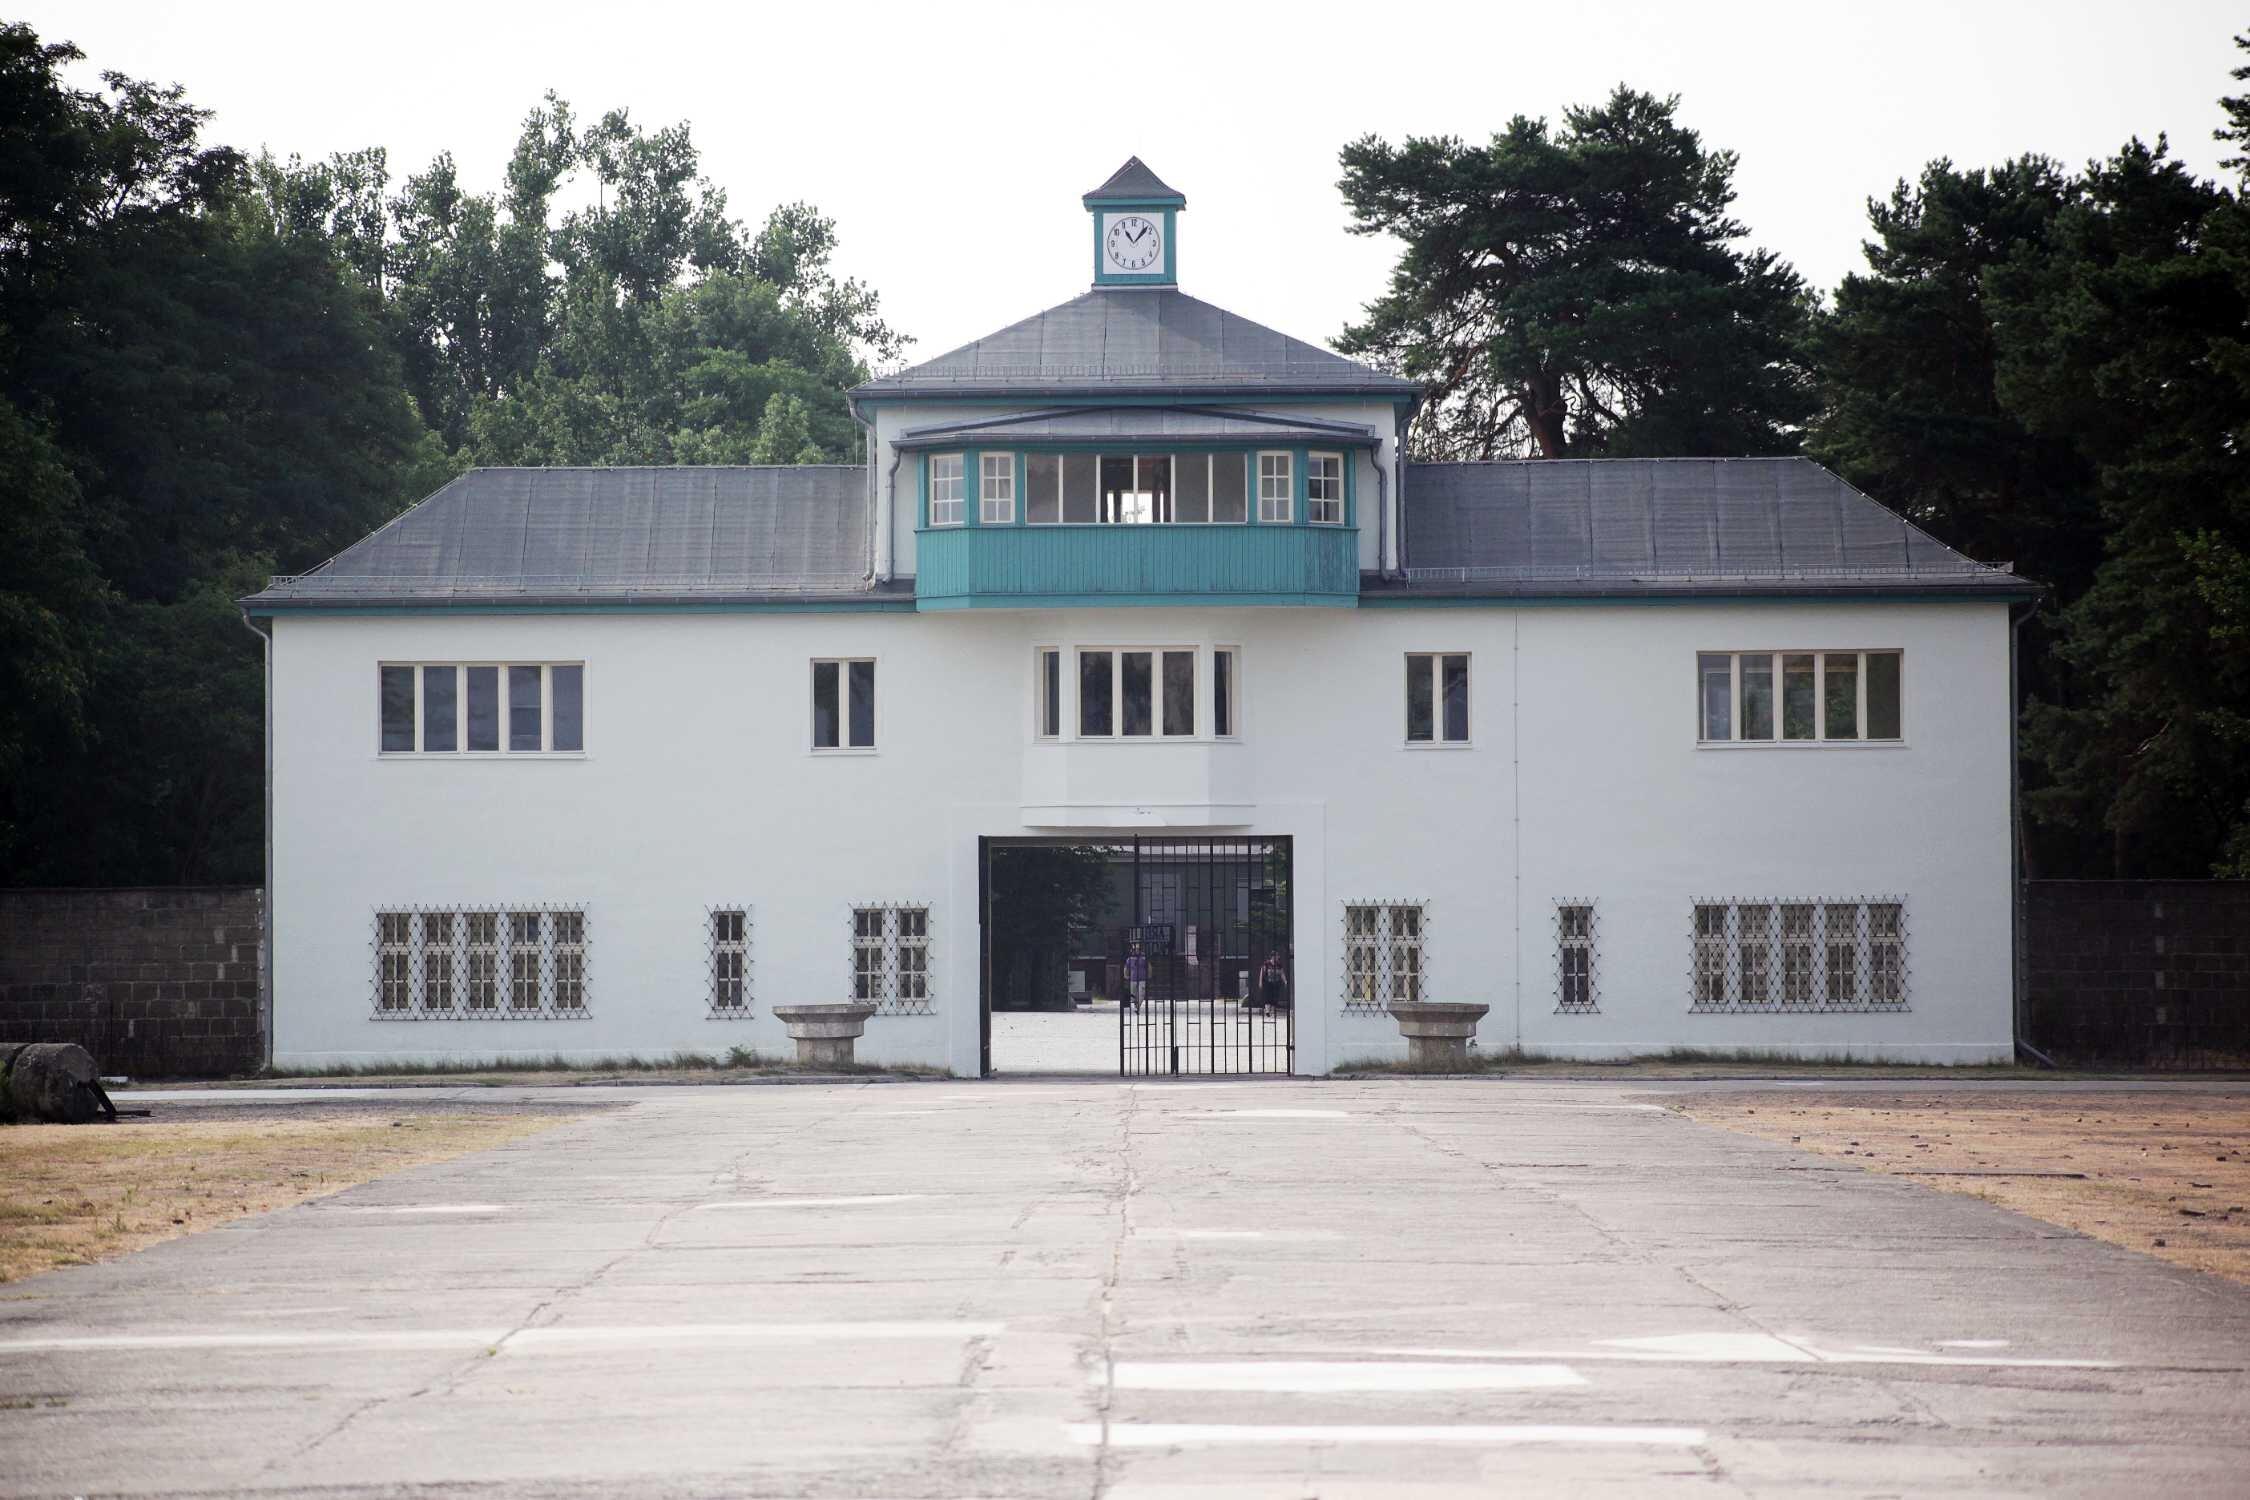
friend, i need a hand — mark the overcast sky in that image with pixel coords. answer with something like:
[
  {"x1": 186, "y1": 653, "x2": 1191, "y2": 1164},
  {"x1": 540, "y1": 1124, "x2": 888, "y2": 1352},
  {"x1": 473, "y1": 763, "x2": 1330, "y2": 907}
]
[{"x1": 31, "y1": 1, "x2": 2246, "y2": 370}]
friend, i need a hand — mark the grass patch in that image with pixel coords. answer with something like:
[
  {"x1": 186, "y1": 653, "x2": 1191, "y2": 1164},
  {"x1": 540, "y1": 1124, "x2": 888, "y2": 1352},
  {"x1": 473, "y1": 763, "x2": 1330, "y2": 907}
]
[
  {"x1": 1679, "y1": 1089, "x2": 2250, "y2": 1286},
  {"x1": 195, "y1": 1048, "x2": 950, "y2": 1089},
  {"x1": 1338, "y1": 1047, "x2": 2059, "y2": 1078},
  {"x1": 0, "y1": 1111, "x2": 582, "y2": 1283}
]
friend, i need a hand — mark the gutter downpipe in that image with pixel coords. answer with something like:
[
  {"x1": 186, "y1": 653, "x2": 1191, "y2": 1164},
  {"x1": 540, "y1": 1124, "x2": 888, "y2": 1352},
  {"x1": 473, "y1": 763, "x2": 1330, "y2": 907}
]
[
  {"x1": 849, "y1": 398, "x2": 876, "y2": 584},
  {"x1": 885, "y1": 447, "x2": 905, "y2": 583},
  {"x1": 1390, "y1": 403, "x2": 1414, "y2": 579},
  {"x1": 237, "y1": 608, "x2": 275, "y2": 1072}
]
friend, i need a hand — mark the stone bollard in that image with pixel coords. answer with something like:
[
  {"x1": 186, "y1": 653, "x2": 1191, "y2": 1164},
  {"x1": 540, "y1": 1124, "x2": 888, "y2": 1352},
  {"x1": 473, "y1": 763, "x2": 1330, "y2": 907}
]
[
  {"x1": 770, "y1": 1004, "x2": 881, "y2": 1067},
  {"x1": 1385, "y1": 1002, "x2": 1492, "y2": 1069},
  {"x1": 0, "y1": 1042, "x2": 116, "y2": 1124}
]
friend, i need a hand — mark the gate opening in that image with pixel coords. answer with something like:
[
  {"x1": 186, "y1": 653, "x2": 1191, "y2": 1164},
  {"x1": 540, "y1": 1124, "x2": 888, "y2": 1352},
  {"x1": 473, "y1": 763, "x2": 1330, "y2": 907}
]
[{"x1": 980, "y1": 836, "x2": 1293, "y2": 1077}]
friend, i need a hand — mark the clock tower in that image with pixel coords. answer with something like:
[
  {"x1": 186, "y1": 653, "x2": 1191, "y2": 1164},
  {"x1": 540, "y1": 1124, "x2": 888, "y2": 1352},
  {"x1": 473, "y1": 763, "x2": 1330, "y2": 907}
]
[{"x1": 1085, "y1": 157, "x2": 1183, "y2": 287}]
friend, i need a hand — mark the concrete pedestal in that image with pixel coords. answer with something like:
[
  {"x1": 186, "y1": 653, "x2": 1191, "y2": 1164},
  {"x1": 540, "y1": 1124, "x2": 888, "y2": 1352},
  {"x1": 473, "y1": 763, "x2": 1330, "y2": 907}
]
[
  {"x1": 1385, "y1": 1002, "x2": 1492, "y2": 1068},
  {"x1": 770, "y1": 1004, "x2": 880, "y2": 1067}
]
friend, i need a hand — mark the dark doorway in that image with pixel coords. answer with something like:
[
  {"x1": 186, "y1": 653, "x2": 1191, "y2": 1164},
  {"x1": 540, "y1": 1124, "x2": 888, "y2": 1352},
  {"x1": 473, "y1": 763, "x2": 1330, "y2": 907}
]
[{"x1": 980, "y1": 835, "x2": 1293, "y2": 1077}]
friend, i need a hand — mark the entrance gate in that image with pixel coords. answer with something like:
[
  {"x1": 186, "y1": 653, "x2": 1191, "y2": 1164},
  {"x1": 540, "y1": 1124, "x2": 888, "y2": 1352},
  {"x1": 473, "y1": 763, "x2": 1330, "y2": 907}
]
[{"x1": 980, "y1": 835, "x2": 1293, "y2": 1077}]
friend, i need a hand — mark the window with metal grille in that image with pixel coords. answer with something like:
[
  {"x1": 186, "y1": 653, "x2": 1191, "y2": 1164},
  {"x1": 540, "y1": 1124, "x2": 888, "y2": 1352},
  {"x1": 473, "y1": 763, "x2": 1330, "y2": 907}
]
[
  {"x1": 1342, "y1": 901, "x2": 1427, "y2": 1013},
  {"x1": 370, "y1": 906, "x2": 587, "y2": 1019},
  {"x1": 1688, "y1": 899, "x2": 1909, "y2": 1012},
  {"x1": 708, "y1": 908, "x2": 750, "y2": 1015},
  {"x1": 849, "y1": 904, "x2": 934, "y2": 1015},
  {"x1": 1556, "y1": 902, "x2": 1597, "y2": 1012}
]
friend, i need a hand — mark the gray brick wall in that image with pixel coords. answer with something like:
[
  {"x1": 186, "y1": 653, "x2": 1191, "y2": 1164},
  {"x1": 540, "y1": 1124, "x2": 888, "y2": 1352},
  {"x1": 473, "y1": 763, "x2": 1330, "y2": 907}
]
[
  {"x1": 0, "y1": 887, "x2": 265, "y2": 1078},
  {"x1": 2023, "y1": 881, "x2": 2250, "y2": 1067}
]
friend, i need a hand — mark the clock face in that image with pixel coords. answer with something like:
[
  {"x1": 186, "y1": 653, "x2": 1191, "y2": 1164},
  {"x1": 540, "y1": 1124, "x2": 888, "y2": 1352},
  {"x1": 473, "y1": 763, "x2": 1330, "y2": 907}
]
[{"x1": 1103, "y1": 213, "x2": 1163, "y2": 274}]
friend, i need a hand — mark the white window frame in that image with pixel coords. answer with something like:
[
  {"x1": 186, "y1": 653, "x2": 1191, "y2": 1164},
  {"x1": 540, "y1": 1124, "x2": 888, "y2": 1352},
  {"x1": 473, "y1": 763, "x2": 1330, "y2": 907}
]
[
  {"x1": 1342, "y1": 901, "x2": 1428, "y2": 1013},
  {"x1": 1404, "y1": 652, "x2": 1472, "y2": 747},
  {"x1": 1070, "y1": 645, "x2": 1199, "y2": 739},
  {"x1": 1256, "y1": 451, "x2": 1293, "y2": 524},
  {"x1": 849, "y1": 903, "x2": 934, "y2": 1015},
  {"x1": 378, "y1": 662, "x2": 584, "y2": 757},
  {"x1": 1035, "y1": 645, "x2": 1064, "y2": 740},
  {"x1": 980, "y1": 452, "x2": 1016, "y2": 524},
  {"x1": 371, "y1": 905, "x2": 586, "y2": 1019},
  {"x1": 1306, "y1": 451, "x2": 1345, "y2": 525},
  {"x1": 1689, "y1": 898, "x2": 1909, "y2": 1012},
  {"x1": 1213, "y1": 646, "x2": 1241, "y2": 740},
  {"x1": 928, "y1": 453, "x2": 965, "y2": 527},
  {"x1": 811, "y1": 657, "x2": 878, "y2": 753},
  {"x1": 1696, "y1": 650, "x2": 1905, "y2": 747}
]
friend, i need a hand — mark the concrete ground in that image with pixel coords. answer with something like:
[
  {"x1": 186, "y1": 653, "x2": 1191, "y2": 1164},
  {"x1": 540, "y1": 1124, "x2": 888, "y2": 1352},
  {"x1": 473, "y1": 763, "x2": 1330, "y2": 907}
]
[
  {"x1": 5, "y1": 1079, "x2": 2250, "y2": 1498},
  {"x1": 991, "y1": 1001, "x2": 1137, "y2": 1074}
]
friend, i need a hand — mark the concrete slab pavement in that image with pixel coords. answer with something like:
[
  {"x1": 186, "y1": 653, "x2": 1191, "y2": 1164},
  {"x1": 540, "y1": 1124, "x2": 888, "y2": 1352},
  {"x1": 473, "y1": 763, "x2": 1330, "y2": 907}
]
[{"x1": 4, "y1": 1078, "x2": 2247, "y2": 1496}]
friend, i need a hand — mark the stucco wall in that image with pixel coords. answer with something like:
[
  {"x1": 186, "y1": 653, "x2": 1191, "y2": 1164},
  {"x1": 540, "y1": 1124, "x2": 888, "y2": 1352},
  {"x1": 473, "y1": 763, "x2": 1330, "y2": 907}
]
[{"x1": 269, "y1": 600, "x2": 2014, "y2": 1073}]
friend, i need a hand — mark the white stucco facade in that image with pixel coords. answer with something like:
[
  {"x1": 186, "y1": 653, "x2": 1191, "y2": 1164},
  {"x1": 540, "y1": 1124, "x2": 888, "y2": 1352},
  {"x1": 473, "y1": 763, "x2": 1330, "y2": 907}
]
[{"x1": 266, "y1": 599, "x2": 2016, "y2": 1073}]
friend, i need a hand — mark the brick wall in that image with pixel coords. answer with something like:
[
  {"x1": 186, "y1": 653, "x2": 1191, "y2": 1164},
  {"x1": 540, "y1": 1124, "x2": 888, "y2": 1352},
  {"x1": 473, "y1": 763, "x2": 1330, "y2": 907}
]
[
  {"x1": 0, "y1": 888, "x2": 265, "y2": 1079},
  {"x1": 2023, "y1": 881, "x2": 2250, "y2": 1067}
]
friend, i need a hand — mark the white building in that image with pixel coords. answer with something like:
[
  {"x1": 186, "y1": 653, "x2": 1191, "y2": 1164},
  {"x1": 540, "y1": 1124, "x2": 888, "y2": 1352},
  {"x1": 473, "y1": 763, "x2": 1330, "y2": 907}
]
[{"x1": 245, "y1": 160, "x2": 2036, "y2": 1076}]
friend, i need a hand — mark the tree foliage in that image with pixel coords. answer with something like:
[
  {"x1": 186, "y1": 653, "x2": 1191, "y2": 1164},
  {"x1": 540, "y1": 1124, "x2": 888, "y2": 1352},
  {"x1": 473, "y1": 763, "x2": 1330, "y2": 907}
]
[{"x1": 1337, "y1": 88, "x2": 1816, "y2": 459}]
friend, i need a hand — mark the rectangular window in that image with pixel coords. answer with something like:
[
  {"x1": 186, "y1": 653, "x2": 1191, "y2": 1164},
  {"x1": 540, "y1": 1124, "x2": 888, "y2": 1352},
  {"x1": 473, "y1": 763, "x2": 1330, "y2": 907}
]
[
  {"x1": 377, "y1": 912, "x2": 411, "y2": 1010},
  {"x1": 710, "y1": 909, "x2": 748, "y2": 1013},
  {"x1": 851, "y1": 904, "x2": 933, "y2": 1015},
  {"x1": 1698, "y1": 652, "x2": 1904, "y2": 744},
  {"x1": 1027, "y1": 453, "x2": 1061, "y2": 524},
  {"x1": 466, "y1": 912, "x2": 498, "y2": 1009},
  {"x1": 1406, "y1": 653, "x2": 1469, "y2": 744},
  {"x1": 1079, "y1": 650, "x2": 1114, "y2": 736},
  {"x1": 1062, "y1": 453, "x2": 1098, "y2": 523},
  {"x1": 467, "y1": 666, "x2": 499, "y2": 751},
  {"x1": 421, "y1": 667, "x2": 457, "y2": 752},
  {"x1": 1557, "y1": 903, "x2": 1596, "y2": 1011},
  {"x1": 1175, "y1": 453, "x2": 1211, "y2": 523},
  {"x1": 812, "y1": 659, "x2": 875, "y2": 750},
  {"x1": 509, "y1": 911, "x2": 543, "y2": 1010},
  {"x1": 1343, "y1": 902, "x2": 1426, "y2": 1011},
  {"x1": 1075, "y1": 647, "x2": 1199, "y2": 738},
  {"x1": 1307, "y1": 452, "x2": 1344, "y2": 525},
  {"x1": 1121, "y1": 651, "x2": 1153, "y2": 736},
  {"x1": 1256, "y1": 451, "x2": 1293, "y2": 523},
  {"x1": 552, "y1": 910, "x2": 585, "y2": 1010},
  {"x1": 929, "y1": 454, "x2": 965, "y2": 526},
  {"x1": 507, "y1": 666, "x2": 542, "y2": 752},
  {"x1": 1161, "y1": 650, "x2": 1195, "y2": 737},
  {"x1": 382, "y1": 664, "x2": 578, "y2": 755},
  {"x1": 1692, "y1": 899, "x2": 1906, "y2": 1012},
  {"x1": 380, "y1": 667, "x2": 415, "y2": 752},
  {"x1": 1214, "y1": 648, "x2": 1237, "y2": 738},
  {"x1": 1213, "y1": 454, "x2": 1248, "y2": 524},
  {"x1": 422, "y1": 912, "x2": 455, "y2": 1011},
  {"x1": 1038, "y1": 648, "x2": 1062, "y2": 738},
  {"x1": 980, "y1": 453, "x2": 1015, "y2": 524},
  {"x1": 1099, "y1": 455, "x2": 1138, "y2": 524}
]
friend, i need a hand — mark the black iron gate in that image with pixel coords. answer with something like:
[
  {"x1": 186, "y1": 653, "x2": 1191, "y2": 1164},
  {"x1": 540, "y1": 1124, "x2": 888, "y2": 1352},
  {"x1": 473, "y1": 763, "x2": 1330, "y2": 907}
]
[{"x1": 1115, "y1": 837, "x2": 1293, "y2": 1076}]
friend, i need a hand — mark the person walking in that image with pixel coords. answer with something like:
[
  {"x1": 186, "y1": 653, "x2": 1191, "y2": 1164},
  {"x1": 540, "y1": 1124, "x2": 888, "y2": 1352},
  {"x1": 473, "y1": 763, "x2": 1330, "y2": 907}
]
[
  {"x1": 1255, "y1": 950, "x2": 1291, "y2": 1013},
  {"x1": 1123, "y1": 943, "x2": 1149, "y2": 1012}
]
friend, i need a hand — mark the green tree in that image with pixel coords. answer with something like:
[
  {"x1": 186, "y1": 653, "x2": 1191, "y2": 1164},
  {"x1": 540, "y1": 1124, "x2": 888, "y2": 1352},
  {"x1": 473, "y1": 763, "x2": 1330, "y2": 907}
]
[
  {"x1": 1337, "y1": 87, "x2": 1815, "y2": 459},
  {"x1": 748, "y1": 392, "x2": 823, "y2": 464}
]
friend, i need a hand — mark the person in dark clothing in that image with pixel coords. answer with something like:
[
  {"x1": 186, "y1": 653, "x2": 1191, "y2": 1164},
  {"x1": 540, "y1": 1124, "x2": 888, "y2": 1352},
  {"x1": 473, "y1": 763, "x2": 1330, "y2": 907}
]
[{"x1": 1254, "y1": 951, "x2": 1291, "y2": 1012}]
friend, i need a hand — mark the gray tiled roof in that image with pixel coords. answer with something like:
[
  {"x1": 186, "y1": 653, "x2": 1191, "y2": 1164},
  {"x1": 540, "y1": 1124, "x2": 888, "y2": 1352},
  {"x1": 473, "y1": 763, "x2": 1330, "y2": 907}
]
[
  {"x1": 1392, "y1": 458, "x2": 2033, "y2": 597},
  {"x1": 242, "y1": 467, "x2": 879, "y2": 609},
  {"x1": 892, "y1": 405, "x2": 1380, "y2": 450},
  {"x1": 853, "y1": 288, "x2": 1418, "y2": 401},
  {"x1": 1084, "y1": 157, "x2": 1184, "y2": 203}
]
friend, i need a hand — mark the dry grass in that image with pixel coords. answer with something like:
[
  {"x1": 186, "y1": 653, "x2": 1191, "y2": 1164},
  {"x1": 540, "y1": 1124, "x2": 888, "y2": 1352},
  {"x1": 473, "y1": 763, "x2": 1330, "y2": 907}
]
[
  {"x1": 0, "y1": 1110, "x2": 581, "y2": 1283},
  {"x1": 1678, "y1": 1090, "x2": 2250, "y2": 1286}
]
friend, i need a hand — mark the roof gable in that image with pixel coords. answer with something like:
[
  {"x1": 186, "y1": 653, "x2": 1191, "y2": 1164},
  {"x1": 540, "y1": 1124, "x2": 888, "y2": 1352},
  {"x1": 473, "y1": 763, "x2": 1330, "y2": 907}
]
[{"x1": 1083, "y1": 157, "x2": 1184, "y2": 204}]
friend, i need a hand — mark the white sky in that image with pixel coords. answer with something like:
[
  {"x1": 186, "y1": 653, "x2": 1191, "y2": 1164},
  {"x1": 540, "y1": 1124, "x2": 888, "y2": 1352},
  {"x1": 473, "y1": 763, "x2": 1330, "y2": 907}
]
[{"x1": 32, "y1": 0, "x2": 2245, "y2": 370}]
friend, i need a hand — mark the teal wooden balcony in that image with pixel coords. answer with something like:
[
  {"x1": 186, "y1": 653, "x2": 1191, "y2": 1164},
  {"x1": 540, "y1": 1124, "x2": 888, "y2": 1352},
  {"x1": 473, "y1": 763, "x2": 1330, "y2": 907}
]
[{"x1": 913, "y1": 525, "x2": 1359, "y2": 609}]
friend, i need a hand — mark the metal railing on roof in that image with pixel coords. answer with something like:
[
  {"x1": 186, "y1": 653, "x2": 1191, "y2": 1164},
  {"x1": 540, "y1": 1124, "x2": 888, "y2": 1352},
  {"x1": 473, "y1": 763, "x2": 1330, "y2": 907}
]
[
  {"x1": 1401, "y1": 561, "x2": 2015, "y2": 584},
  {"x1": 257, "y1": 572, "x2": 875, "y2": 598}
]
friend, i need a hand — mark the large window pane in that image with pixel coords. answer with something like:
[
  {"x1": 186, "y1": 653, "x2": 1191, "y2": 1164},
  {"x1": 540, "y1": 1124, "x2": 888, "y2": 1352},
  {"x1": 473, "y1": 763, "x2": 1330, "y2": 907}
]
[
  {"x1": 1040, "y1": 649, "x2": 1061, "y2": 737},
  {"x1": 1406, "y1": 654, "x2": 1434, "y2": 742},
  {"x1": 1442, "y1": 654, "x2": 1470, "y2": 742},
  {"x1": 1122, "y1": 651, "x2": 1153, "y2": 736},
  {"x1": 380, "y1": 666, "x2": 415, "y2": 752},
  {"x1": 980, "y1": 453, "x2": 1015, "y2": 524},
  {"x1": 422, "y1": 666, "x2": 457, "y2": 752},
  {"x1": 928, "y1": 454, "x2": 964, "y2": 526},
  {"x1": 1099, "y1": 456, "x2": 1137, "y2": 524},
  {"x1": 1137, "y1": 454, "x2": 1172, "y2": 523},
  {"x1": 1079, "y1": 651, "x2": 1113, "y2": 736},
  {"x1": 812, "y1": 661, "x2": 840, "y2": 748},
  {"x1": 1063, "y1": 454, "x2": 1098, "y2": 523},
  {"x1": 1739, "y1": 654, "x2": 1773, "y2": 741},
  {"x1": 1781, "y1": 654, "x2": 1816, "y2": 740},
  {"x1": 1212, "y1": 454, "x2": 1248, "y2": 523},
  {"x1": 1823, "y1": 652, "x2": 1859, "y2": 740},
  {"x1": 1214, "y1": 649, "x2": 1236, "y2": 737},
  {"x1": 1027, "y1": 454, "x2": 1061, "y2": 524},
  {"x1": 508, "y1": 666, "x2": 542, "y2": 751},
  {"x1": 551, "y1": 665, "x2": 583, "y2": 752},
  {"x1": 1174, "y1": 454, "x2": 1210, "y2": 523},
  {"x1": 848, "y1": 660, "x2": 875, "y2": 748},
  {"x1": 1867, "y1": 651, "x2": 1902, "y2": 739},
  {"x1": 466, "y1": 666, "x2": 498, "y2": 751},
  {"x1": 1698, "y1": 653, "x2": 1732, "y2": 741},
  {"x1": 1162, "y1": 650, "x2": 1195, "y2": 736}
]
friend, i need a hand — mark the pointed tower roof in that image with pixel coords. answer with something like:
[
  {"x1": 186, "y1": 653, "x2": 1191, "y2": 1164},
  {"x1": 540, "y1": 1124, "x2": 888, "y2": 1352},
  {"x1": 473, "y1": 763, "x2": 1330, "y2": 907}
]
[{"x1": 1083, "y1": 157, "x2": 1185, "y2": 206}]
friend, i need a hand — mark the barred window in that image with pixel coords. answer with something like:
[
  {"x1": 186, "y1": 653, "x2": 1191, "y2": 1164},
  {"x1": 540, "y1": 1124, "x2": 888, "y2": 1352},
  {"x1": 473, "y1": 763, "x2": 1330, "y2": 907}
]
[
  {"x1": 1690, "y1": 899, "x2": 1908, "y2": 1012},
  {"x1": 850, "y1": 904, "x2": 934, "y2": 1015},
  {"x1": 709, "y1": 908, "x2": 750, "y2": 1014},
  {"x1": 1343, "y1": 902, "x2": 1426, "y2": 1012},
  {"x1": 1556, "y1": 902, "x2": 1597, "y2": 1012},
  {"x1": 372, "y1": 906, "x2": 586, "y2": 1019}
]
